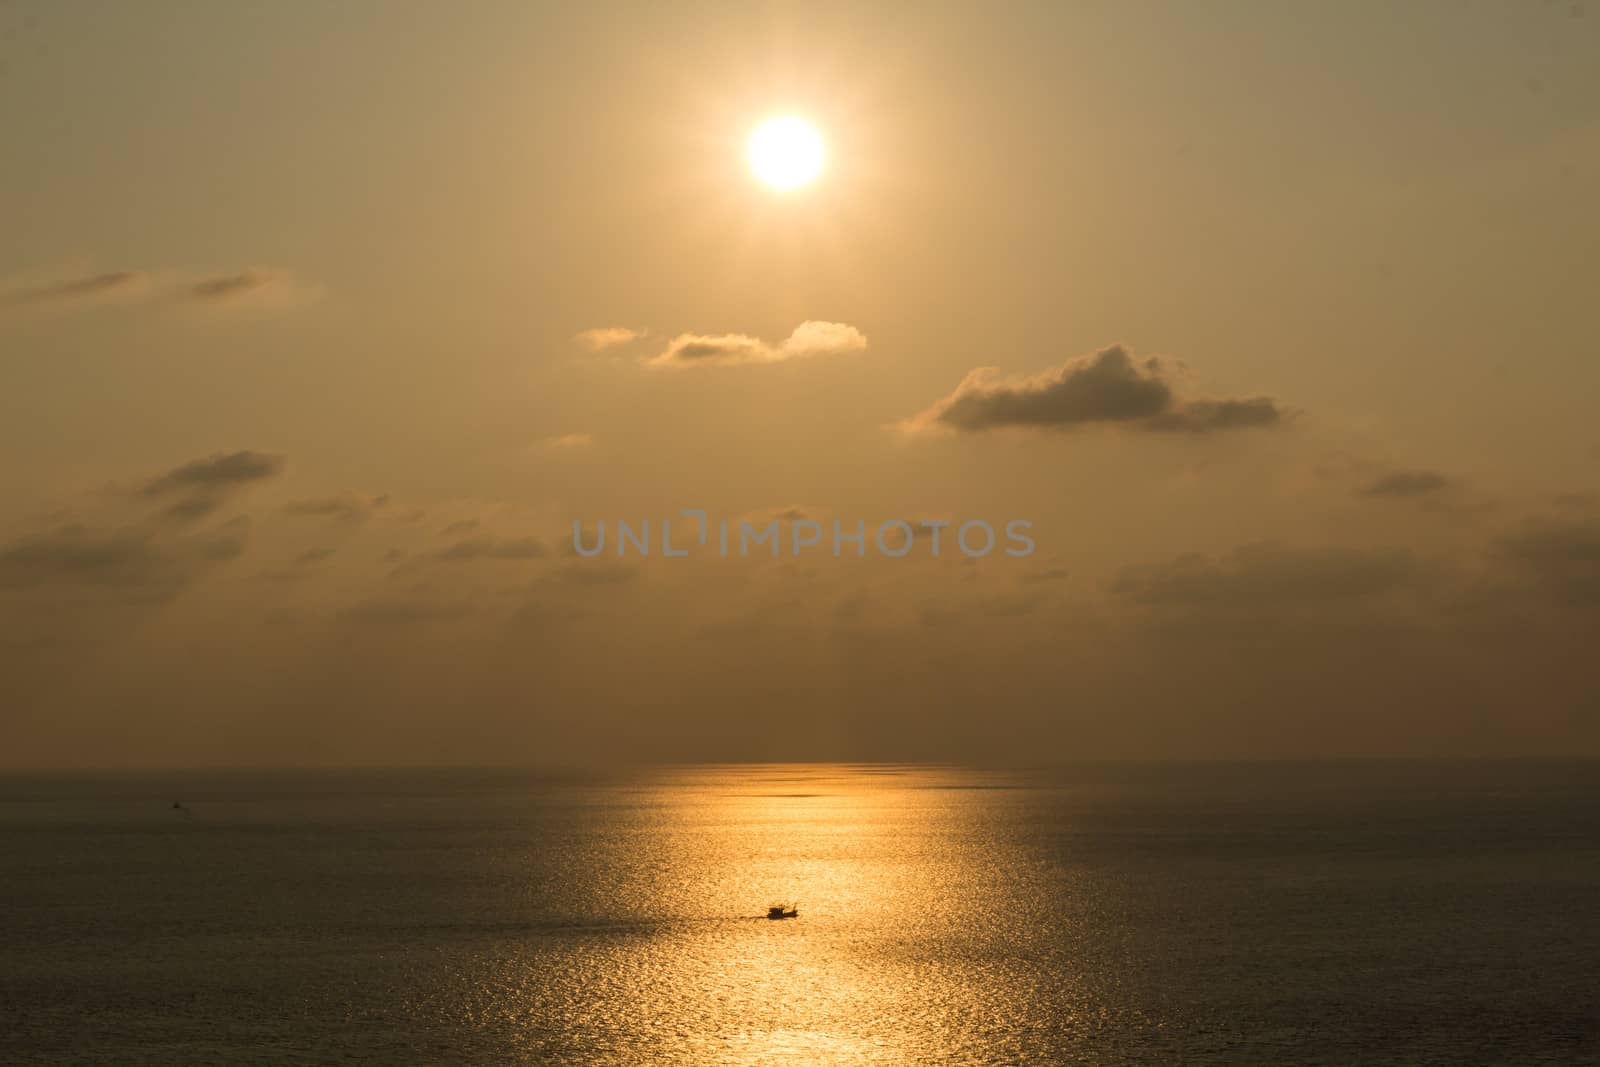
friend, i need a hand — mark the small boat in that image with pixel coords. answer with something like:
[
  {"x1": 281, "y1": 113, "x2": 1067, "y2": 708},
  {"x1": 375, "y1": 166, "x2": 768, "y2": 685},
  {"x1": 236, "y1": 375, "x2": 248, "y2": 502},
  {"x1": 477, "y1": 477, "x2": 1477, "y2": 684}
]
[{"x1": 766, "y1": 903, "x2": 798, "y2": 920}]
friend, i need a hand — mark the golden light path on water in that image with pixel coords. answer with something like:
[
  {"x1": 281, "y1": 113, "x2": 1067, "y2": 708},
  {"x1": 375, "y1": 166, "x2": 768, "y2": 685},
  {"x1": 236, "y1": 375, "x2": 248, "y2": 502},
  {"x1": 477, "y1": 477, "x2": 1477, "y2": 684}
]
[
  {"x1": 428, "y1": 764, "x2": 1099, "y2": 1064},
  {"x1": 8, "y1": 763, "x2": 1593, "y2": 1062}
]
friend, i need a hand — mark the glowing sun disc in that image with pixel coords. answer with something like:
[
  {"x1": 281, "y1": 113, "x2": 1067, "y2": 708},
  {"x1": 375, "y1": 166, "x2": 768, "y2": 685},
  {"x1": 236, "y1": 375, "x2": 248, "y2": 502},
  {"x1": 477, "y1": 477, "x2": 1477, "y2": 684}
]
[{"x1": 747, "y1": 116, "x2": 824, "y2": 190}]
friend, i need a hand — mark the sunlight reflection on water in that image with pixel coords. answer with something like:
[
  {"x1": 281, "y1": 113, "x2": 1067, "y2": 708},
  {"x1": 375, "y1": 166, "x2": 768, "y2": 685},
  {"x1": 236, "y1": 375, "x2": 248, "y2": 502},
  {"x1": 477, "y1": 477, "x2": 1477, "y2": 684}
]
[
  {"x1": 435, "y1": 764, "x2": 1081, "y2": 1065},
  {"x1": 4, "y1": 762, "x2": 1597, "y2": 1064}
]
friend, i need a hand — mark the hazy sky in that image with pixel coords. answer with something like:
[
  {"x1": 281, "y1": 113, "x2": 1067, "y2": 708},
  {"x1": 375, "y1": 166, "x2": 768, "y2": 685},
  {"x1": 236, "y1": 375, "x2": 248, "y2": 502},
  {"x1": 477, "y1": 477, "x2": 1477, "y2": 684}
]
[{"x1": 2, "y1": 1, "x2": 1597, "y2": 766}]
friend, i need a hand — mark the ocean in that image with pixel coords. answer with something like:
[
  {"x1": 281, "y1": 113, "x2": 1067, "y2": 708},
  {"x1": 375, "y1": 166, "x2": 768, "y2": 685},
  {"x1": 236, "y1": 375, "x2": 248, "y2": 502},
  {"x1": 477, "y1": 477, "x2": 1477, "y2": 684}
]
[{"x1": 2, "y1": 763, "x2": 1597, "y2": 1064}]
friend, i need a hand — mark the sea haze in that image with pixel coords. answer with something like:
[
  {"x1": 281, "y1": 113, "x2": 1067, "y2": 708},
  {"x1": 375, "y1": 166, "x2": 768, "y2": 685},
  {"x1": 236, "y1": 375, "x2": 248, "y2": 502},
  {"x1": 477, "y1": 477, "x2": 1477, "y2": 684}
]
[{"x1": 2, "y1": 763, "x2": 1597, "y2": 1064}]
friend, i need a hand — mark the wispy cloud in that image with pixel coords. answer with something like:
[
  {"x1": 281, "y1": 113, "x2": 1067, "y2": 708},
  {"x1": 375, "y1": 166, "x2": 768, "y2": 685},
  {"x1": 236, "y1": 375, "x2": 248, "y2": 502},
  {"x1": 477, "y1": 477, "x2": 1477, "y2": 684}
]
[
  {"x1": 575, "y1": 327, "x2": 643, "y2": 352},
  {"x1": 284, "y1": 491, "x2": 390, "y2": 523},
  {"x1": 425, "y1": 536, "x2": 550, "y2": 564},
  {"x1": 0, "y1": 270, "x2": 147, "y2": 309},
  {"x1": 337, "y1": 596, "x2": 474, "y2": 626},
  {"x1": 541, "y1": 433, "x2": 594, "y2": 451},
  {"x1": 141, "y1": 450, "x2": 286, "y2": 522},
  {"x1": 1, "y1": 266, "x2": 313, "y2": 316},
  {"x1": 649, "y1": 321, "x2": 867, "y2": 368},
  {"x1": 0, "y1": 518, "x2": 250, "y2": 596},
  {"x1": 182, "y1": 268, "x2": 309, "y2": 308},
  {"x1": 144, "y1": 451, "x2": 285, "y2": 496},
  {"x1": 1361, "y1": 470, "x2": 1452, "y2": 498}
]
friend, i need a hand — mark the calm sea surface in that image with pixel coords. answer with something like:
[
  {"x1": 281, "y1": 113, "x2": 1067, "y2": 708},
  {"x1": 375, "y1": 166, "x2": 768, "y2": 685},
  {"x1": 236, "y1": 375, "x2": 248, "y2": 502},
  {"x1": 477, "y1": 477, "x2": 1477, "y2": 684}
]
[{"x1": 2, "y1": 763, "x2": 1597, "y2": 1065}]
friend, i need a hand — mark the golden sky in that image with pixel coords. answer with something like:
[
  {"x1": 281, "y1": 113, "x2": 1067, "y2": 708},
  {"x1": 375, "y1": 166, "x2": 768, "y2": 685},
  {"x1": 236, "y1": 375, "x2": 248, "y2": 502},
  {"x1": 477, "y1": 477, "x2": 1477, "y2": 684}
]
[{"x1": 2, "y1": 1, "x2": 1598, "y2": 766}]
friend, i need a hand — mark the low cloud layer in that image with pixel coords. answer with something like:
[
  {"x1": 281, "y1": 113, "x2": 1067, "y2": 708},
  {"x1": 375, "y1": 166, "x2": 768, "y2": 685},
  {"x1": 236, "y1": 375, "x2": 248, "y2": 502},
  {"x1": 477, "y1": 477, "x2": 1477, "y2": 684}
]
[
  {"x1": 1497, "y1": 518, "x2": 1600, "y2": 605},
  {"x1": 0, "y1": 519, "x2": 249, "y2": 597},
  {"x1": 905, "y1": 345, "x2": 1287, "y2": 435},
  {"x1": 649, "y1": 321, "x2": 867, "y2": 368},
  {"x1": 1113, "y1": 542, "x2": 1424, "y2": 607}
]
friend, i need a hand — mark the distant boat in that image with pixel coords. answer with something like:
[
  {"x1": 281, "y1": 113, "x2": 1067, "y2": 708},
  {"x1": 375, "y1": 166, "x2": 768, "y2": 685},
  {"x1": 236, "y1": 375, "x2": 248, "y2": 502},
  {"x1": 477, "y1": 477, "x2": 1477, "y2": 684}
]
[{"x1": 766, "y1": 903, "x2": 798, "y2": 919}]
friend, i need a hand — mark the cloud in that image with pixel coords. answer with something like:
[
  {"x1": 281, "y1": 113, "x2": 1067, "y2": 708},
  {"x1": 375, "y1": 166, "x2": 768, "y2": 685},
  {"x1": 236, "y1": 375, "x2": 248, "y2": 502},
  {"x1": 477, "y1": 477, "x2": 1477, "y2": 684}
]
[
  {"x1": 1018, "y1": 567, "x2": 1071, "y2": 585},
  {"x1": 903, "y1": 345, "x2": 1287, "y2": 435},
  {"x1": 254, "y1": 545, "x2": 336, "y2": 583},
  {"x1": 782, "y1": 321, "x2": 869, "y2": 358},
  {"x1": 507, "y1": 599, "x2": 585, "y2": 629},
  {"x1": 1, "y1": 271, "x2": 146, "y2": 309},
  {"x1": 284, "y1": 491, "x2": 390, "y2": 523},
  {"x1": 143, "y1": 451, "x2": 285, "y2": 496},
  {"x1": 1496, "y1": 518, "x2": 1600, "y2": 605},
  {"x1": 918, "y1": 591, "x2": 1043, "y2": 627},
  {"x1": 1144, "y1": 397, "x2": 1287, "y2": 434},
  {"x1": 431, "y1": 536, "x2": 549, "y2": 563},
  {"x1": 1552, "y1": 492, "x2": 1598, "y2": 513},
  {"x1": 542, "y1": 561, "x2": 639, "y2": 586},
  {"x1": 1113, "y1": 542, "x2": 1423, "y2": 607},
  {"x1": 575, "y1": 327, "x2": 642, "y2": 352},
  {"x1": 141, "y1": 450, "x2": 286, "y2": 521},
  {"x1": 506, "y1": 563, "x2": 640, "y2": 628},
  {"x1": 0, "y1": 519, "x2": 249, "y2": 596},
  {"x1": 181, "y1": 269, "x2": 310, "y2": 309},
  {"x1": 2, "y1": 267, "x2": 311, "y2": 314},
  {"x1": 541, "y1": 433, "x2": 593, "y2": 451},
  {"x1": 741, "y1": 505, "x2": 817, "y2": 524},
  {"x1": 337, "y1": 597, "x2": 474, "y2": 626},
  {"x1": 160, "y1": 496, "x2": 230, "y2": 522},
  {"x1": 657, "y1": 333, "x2": 767, "y2": 366},
  {"x1": 649, "y1": 321, "x2": 867, "y2": 368},
  {"x1": 1362, "y1": 470, "x2": 1452, "y2": 498},
  {"x1": 143, "y1": 454, "x2": 284, "y2": 499}
]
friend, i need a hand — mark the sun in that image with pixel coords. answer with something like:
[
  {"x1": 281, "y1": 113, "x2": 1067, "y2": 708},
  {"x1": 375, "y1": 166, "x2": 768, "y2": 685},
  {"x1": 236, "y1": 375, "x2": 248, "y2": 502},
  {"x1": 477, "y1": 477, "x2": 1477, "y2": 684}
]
[{"x1": 747, "y1": 116, "x2": 824, "y2": 191}]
